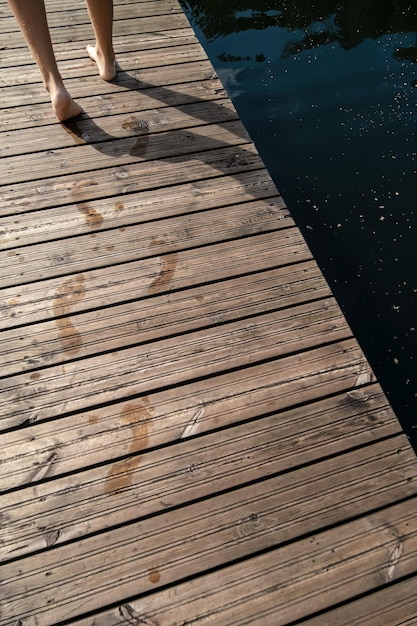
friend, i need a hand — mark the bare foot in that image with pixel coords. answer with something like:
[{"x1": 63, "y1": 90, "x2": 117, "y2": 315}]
[
  {"x1": 87, "y1": 44, "x2": 116, "y2": 81},
  {"x1": 48, "y1": 84, "x2": 83, "y2": 121}
]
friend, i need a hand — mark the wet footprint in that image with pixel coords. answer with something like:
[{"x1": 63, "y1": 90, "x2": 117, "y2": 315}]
[
  {"x1": 53, "y1": 274, "x2": 86, "y2": 355},
  {"x1": 104, "y1": 399, "x2": 153, "y2": 494},
  {"x1": 148, "y1": 252, "x2": 178, "y2": 295}
]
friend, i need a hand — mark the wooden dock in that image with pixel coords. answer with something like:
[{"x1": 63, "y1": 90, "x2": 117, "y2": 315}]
[{"x1": 1, "y1": 1, "x2": 417, "y2": 624}]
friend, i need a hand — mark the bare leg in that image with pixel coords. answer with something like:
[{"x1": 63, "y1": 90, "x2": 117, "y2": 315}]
[
  {"x1": 85, "y1": 0, "x2": 116, "y2": 81},
  {"x1": 6, "y1": 0, "x2": 82, "y2": 121}
]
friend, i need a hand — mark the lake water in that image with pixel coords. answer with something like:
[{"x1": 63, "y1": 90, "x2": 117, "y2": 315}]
[{"x1": 181, "y1": 0, "x2": 417, "y2": 450}]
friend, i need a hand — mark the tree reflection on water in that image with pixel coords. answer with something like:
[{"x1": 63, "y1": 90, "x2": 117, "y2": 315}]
[{"x1": 183, "y1": 0, "x2": 417, "y2": 64}]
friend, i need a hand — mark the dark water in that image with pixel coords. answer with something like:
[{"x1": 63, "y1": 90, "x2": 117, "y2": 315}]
[{"x1": 181, "y1": 0, "x2": 417, "y2": 450}]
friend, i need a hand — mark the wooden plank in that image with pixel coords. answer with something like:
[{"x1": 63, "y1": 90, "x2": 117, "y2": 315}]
[
  {"x1": 0, "y1": 230, "x2": 309, "y2": 329},
  {"x1": 1, "y1": 98, "x2": 238, "y2": 157},
  {"x1": 301, "y1": 577, "x2": 417, "y2": 625},
  {"x1": 0, "y1": 81, "x2": 228, "y2": 146},
  {"x1": 1, "y1": 402, "x2": 405, "y2": 561},
  {"x1": 0, "y1": 29, "x2": 197, "y2": 69},
  {"x1": 2, "y1": 445, "x2": 417, "y2": 625},
  {"x1": 42, "y1": 0, "x2": 169, "y2": 8},
  {"x1": 0, "y1": 0, "x2": 182, "y2": 35},
  {"x1": 0, "y1": 42, "x2": 207, "y2": 88},
  {"x1": 1, "y1": 380, "x2": 395, "y2": 494},
  {"x1": 0, "y1": 59, "x2": 217, "y2": 110},
  {"x1": 0, "y1": 0, "x2": 170, "y2": 24},
  {"x1": 0, "y1": 169, "x2": 276, "y2": 243},
  {"x1": 0, "y1": 207, "x2": 294, "y2": 288},
  {"x1": 0, "y1": 143, "x2": 262, "y2": 215},
  {"x1": 61, "y1": 498, "x2": 417, "y2": 626},
  {"x1": 1, "y1": 120, "x2": 249, "y2": 185},
  {"x1": 0, "y1": 76, "x2": 227, "y2": 133},
  {"x1": 42, "y1": 0, "x2": 160, "y2": 7},
  {"x1": 1, "y1": 198, "x2": 287, "y2": 287},
  {"x1": 1, "y1": 259, "x2": 320, "y2": 378},
  {"x1": 0, "y1": 13, "x2": 189, "y2": 49},
  {"x1": 0, "y1": 302, "x2": 353, "y2": 430}
]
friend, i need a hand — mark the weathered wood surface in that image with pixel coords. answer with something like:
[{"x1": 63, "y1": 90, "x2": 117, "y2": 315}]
[
  {"x1": 62, "y1": 497, "x2": 417, "y2": 626},
  {"x1": 301, "y1": 577, "x2": 417, "y2": 625},
  {"x1": 1, "y1": 0, "x2": 417, "y2": 624}
]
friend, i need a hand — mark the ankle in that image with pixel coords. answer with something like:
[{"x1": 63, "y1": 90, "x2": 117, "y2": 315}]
[
  {"x1": 42, "y1": 78, "x2": 82, "y2": 121},
  {"x1": 87, "y1": 43, "x2": 116, "y2": 81},
  {"x1": 43, "y1": 72, "x2": 65, "y2": 97},
  {"x1": 95, "y1": 43, "x2": 115, "y2": 63}
]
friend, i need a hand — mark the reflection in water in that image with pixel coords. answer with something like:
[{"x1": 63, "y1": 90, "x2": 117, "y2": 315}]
[
  {"x1": 182, "y1": 0, "x2": 417, "y2": 450},
  {"x1": 184, "y1": 0, "x2": 417, "y2": 57}
]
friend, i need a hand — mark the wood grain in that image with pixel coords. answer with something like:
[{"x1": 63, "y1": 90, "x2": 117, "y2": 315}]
[{"x1": 3, "y1": 444, "x2": 417, "y2": 624}]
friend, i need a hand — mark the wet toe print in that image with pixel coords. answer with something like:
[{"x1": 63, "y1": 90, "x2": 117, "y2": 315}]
[
  {"x1": 77, "y1": 205, "x2": 104, "y2": 227},
  {"x1": 148, "y1": 252, "x2": 178, "y2": 295},
  {"x1": 53, "y1": 274, "x2": 86, "y2": 355},
  {"x1": 148, "y1": 567, "x2": 161, "y2": 584},
  {"x1": 105, "y1": 399, "x2": 153, "y2": 494},
  {"x1": 71, "y1": 180, "x2": 103, "y2": 227},
  {"x1": 121, "y1": 116, "x2": 149, "y2": 133}
]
